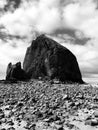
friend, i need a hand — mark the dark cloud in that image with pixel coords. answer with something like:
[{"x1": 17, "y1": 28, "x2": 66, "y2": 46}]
[
  {"x1": 53, "y1": 28, "x2": 90, "y2": 45},
  {"x1": 4, "y1": 0, "x2": 21, "y2": 11},
  {"x1": 0, "y1": 25, "x2": 9, "y2": 42},
  {"x1": 0, "y1": 25, "x2": 25, "y2": 42},
  {"x1": 75, "y1": 38, "x2": 90, "y2": 45}
]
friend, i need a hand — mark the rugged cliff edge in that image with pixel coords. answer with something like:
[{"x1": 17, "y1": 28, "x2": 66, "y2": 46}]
[{"x1": 23, "y1": 35, "x2": 83, "y2": 83}]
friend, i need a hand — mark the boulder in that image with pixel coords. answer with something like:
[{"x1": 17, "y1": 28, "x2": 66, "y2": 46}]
[
  {"x1": 23, "y1": 35, "x2": 83, "y2": 83},
  {"x1": 6, "y1": 62, "x2": 28, "y2": 81}
]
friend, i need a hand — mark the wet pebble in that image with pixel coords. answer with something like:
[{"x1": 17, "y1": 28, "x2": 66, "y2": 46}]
[
  {"x1": 7, "y1": 127, "x2": 15, "y2": 130},
  {"x1": 16, "y1": 102, "x2": 24, "y2": 108},
  {"x1": 85, "y1": 119, "x2": 98, "y2": 126},
  {"x1": 94, "y1": 111, "x2": 98, "y2": 118},
  {"x1": 1, "y1": 128, "x2": 6, "y2": 130},
  {"x1": 58, "y1": 127, "x2": 64, "y2": 130},
  {"x1": 0, "y1": 112, "x2": 5, "y2": 119},
  {"x1": 7, "y1": 120, "x2": 14, "y2": 126}
]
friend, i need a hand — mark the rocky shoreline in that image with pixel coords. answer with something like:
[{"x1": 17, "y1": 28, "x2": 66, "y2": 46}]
[{"x1": 0, "y1": 80, "x2": 98, "y2": 130}]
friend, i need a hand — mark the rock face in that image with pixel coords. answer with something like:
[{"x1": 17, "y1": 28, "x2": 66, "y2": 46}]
[
  {"x1": 23, "y1": 35, "x2": 83, "y2": 83},
  {"x1": 6, "y1": 62, "x2": 28, "y2": 81}
]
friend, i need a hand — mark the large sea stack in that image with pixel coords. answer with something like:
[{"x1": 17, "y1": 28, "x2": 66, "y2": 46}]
[{"x1": 23, "y1": 35, "x2": 83, "y2": 83}]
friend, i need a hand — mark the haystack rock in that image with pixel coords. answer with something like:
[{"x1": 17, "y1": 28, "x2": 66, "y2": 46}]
[
  {"x1": 23, "y1": 35, "x2": 83, "y2": 83},
  {"x1": 6, "y1": 62, "x2": 28, "y2": 81}
]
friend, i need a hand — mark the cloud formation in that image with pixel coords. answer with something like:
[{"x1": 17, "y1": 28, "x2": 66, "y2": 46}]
[
  {"x1": 0, "y1": 0, "x2": 98, "y2": 82},
  {"x1": 63, "y1": 0, "x2": 98, "y2": 38},
  {"x1": 1, "y1": 0, "x2": 97, "y2": 38}
]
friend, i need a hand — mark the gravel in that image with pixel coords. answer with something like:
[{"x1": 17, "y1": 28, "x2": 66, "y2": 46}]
[{"x1": 0, "y1": 79, "x2": 98, "y2": 130}]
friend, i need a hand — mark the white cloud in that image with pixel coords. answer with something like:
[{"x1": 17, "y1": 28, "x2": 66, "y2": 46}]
[
  {"x1": 0, "y1": 0, "x2": 62, "y2": 36},
  {"x1": 63, "y1": 0, "x2": 98, "y2": 38},
  {"x1": 0, "y1": 0, "x2": 98, "y2": 82},
  {"x1": 1, "y1": 0, "x2": 98, "y2": 38}
]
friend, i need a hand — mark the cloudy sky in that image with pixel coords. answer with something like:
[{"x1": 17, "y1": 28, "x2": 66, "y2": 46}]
[{"x1": 0, "y1": 0, "x2": 98, "y2": 83}]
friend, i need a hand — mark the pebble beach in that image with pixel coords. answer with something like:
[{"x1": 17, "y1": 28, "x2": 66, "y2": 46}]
[{"x1": 0, "y1": 80, "x2": 98, "y2": 130}]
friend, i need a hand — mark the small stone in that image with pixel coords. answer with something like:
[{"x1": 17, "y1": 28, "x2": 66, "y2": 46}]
[
  {"x1": 0, "y1": 108, "x2": 3, "y2": 112},
  {"x1": 0, "y1": 121, "x2": 2, "y2": 125},
  {"x1": 94, "y1": 111, "x2": 98, "y2": 118},
  {"x1": 58, "y1": 127, "x2": 64, "y2": 130},
  {"x1": 16, "y1": 102, "x2": 24, "y2": 108},
  {"x1": 54, "y1": 116, "x2": 61, "y2": 121},
  {"x1": 7, "y1": 127, "x2": 15, "y2": 130},
  {"x1": 85, "y1": 115, "x2": 92, "y2": 120},
  {"x1": 10, "y1": 100, "x2": 18, "y2": 105},
  {"x1": 0, "y1": 100, "x2": 3, "y2": 104},
  {"x1": 93, "y1": 96, "x2": 98, "y2": 101},
  {"x1": 75, "y1": 101, "x2": 80, "y2": 106},
  {"x1": 36, "y1": 111, "x2": 43, "y2": 118},
  {"x1": 66, "y1": 123, "x2": 75, "y2": 129},
  {"x1": 0, "y1": 113, "x2": 5, "y2": 119},
  {"x1": 62, "y1": 95, "x2": 68, "y2": 100},
  {"x1": 45, "y1": 117, "x2": 54, "y2": 123},
  {"x1": 29, "y1": 123, "x2": 36, "y2": 129},
  {"x1": 85, "y1": 119, "x2": 98, "y2": 126},
  {"x1": 91, "y1": 119, "x2": 98, "y2": 126},
  {"x1": 47, "y1": 111, "x2": 53, "y2": 117},
  {"x1": 7, "y1": 120, "x2": 14, "y2": 126},
  {"x1": 16, "y1": 117, "x2": 21, "y2": 121}
]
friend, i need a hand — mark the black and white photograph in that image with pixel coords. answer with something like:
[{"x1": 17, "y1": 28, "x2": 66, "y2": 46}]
[{"x1": 0, "y1": 0, "x2": 98, "y2": 130}]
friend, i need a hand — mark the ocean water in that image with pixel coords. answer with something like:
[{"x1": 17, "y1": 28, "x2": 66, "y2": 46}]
[
  {"x1": 83, "y1": 78, "x2": 98, "y2": 84},
  {"x1": 82, "y1": 78, "x2": 98, "y2": 88}
]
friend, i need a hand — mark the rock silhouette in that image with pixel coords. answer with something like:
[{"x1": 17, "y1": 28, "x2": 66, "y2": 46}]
[
  {"x1": 6, "y1": 62, "x2": 12, "y2": 80},
  {"x1": 6, "y1": 62, "x2": 28, "y2": 81},
  {"x1": 23, "y1": 35, "x2": 83, "y2": 83}
]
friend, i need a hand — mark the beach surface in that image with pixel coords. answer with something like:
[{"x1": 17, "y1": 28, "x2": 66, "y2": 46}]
[{"x1": 0, "y1": 80, "x2": 98, "y2": 130}]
